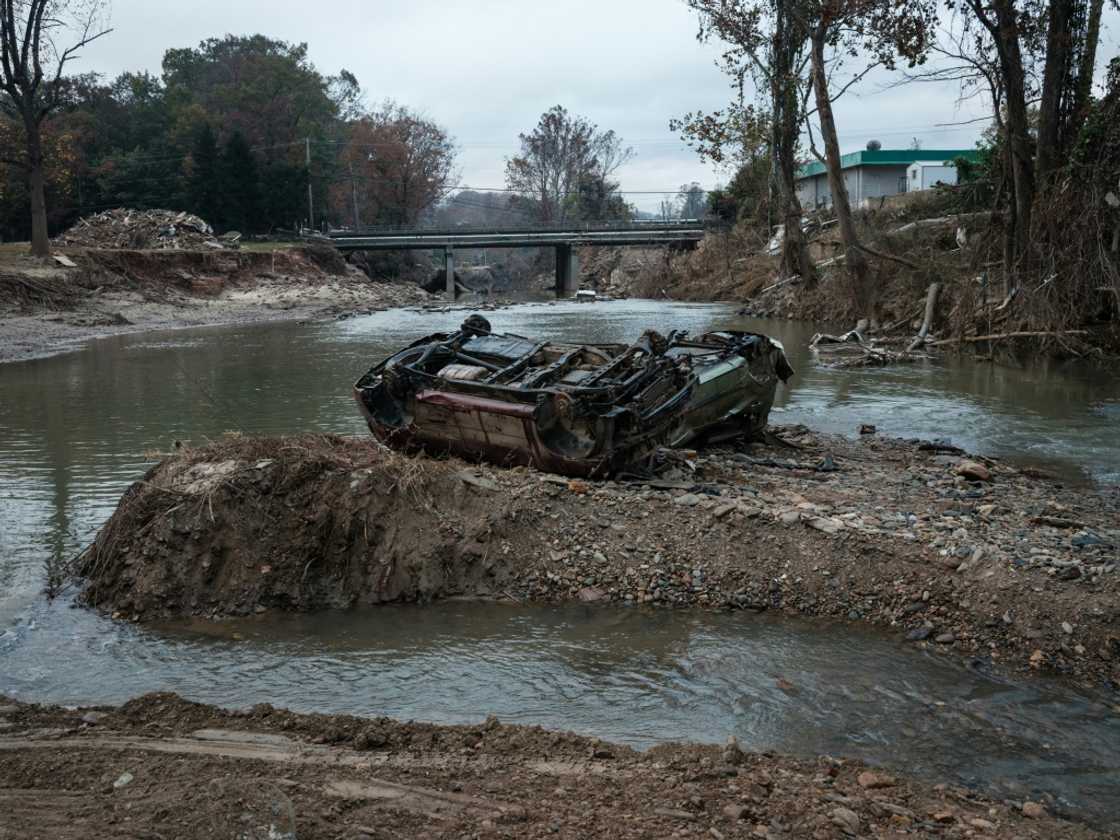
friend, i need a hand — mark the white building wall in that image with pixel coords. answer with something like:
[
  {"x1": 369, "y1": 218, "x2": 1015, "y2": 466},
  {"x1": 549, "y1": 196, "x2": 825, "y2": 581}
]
[
  {"x1": 921, "y1": 165, "x2": 958, "y2": 189},
  {"x1": 796, "y1": 165, "x2": 912, "y2": 208},
  {"x1": 906, "y1": 162, "x2": 959, "y2": 191}
]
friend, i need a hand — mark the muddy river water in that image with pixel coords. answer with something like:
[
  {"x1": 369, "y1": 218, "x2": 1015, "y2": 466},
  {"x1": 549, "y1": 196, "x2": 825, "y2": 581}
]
[{"x1": 2, "y1": 300, "x2": 1119, "y2": 825}]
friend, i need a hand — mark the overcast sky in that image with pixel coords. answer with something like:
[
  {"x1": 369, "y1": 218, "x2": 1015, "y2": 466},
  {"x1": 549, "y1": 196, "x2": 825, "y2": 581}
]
[{"x1": 78, "y1": 0, "x2": 1119, "y2": 212}]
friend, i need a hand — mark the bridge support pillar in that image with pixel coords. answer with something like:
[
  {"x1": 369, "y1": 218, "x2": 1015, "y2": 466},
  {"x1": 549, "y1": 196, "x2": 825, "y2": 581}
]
[
  {"x1": 555, "y1": 244, "x2": 580, "y2": 297},
  {"x1": 444, "y1": 246, "x2": 455, "y2": 297}
]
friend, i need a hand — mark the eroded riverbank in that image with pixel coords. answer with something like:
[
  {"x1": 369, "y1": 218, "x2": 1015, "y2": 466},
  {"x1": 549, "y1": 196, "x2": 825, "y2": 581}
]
[
  {"x1": 0, "y1": 692, "x2": 1105, "y2": 839},
  {"x1": 0, "y1": 246, "x2": 431, "y2": 364}
]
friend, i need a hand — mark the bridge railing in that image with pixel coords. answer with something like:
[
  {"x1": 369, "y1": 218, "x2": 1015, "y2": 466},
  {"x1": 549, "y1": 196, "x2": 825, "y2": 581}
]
[{"x1": 324, "y1": 219, "x2": 710, "y2": 239}]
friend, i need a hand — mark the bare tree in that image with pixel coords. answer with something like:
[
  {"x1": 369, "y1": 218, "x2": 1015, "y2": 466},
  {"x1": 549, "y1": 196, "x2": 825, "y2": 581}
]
[
  {"x1": 505, "y1": 106, "x2": 633, "y2": 223},
  {"x1": 676, "y1": 182, "x2": 708, "y2": 218},
  {"x1": 679, "y1": 0, "x2": 817, "y2": 284},
  {"x1": 959, "y1": 0, "x2": 1035, "y2": 265},
  {"x1": 800, "y1": 0, "x2": 937, "y2": 306},
  {"x1": 0, "y1": 1, "x2": 110, "y2": 256},
  {"x1": 336, "y1": 101, "x2": 458, "y2": 226}
]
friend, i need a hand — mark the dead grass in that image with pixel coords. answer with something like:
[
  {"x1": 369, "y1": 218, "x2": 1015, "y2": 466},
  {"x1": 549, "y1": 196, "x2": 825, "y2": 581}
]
[{"x1": 0, "y1": 241, "x2": 29, "y2": 257}]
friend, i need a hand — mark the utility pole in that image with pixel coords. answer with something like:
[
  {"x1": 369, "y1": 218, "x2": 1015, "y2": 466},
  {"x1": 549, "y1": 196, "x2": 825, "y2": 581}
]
[
  {"x1": 349, "y1": 160, "x2": 360, "y2": 229},
  {"x1": 305, "y1": 137, "x2": 314, "y2": 231}
]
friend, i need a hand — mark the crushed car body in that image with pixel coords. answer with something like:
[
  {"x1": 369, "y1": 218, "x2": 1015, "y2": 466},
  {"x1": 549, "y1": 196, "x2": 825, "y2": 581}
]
[{"x1": 353, "y1": 315, "x2": 793, "y2": 477}]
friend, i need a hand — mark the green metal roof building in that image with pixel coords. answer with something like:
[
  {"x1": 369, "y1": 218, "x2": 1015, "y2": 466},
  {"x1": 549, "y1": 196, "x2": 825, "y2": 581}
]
[{"x1": 796, "y1": 149, "x2": 979, "y2": 209}]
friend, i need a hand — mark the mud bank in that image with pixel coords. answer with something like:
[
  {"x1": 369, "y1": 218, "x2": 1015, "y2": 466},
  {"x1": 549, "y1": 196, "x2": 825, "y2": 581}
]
[
  {"x1": 79, "y1": 431, "x2": 1119, "y2": 691},
  {"x1": 0, "y1": 692, "x2": 1103, "y2": 839},
  {"x1": 0, "y1": 246, "x2": 430, "y2": 364},
  {"x1": 638, "y1": 221, "x2": 1119, "y2": 358}
]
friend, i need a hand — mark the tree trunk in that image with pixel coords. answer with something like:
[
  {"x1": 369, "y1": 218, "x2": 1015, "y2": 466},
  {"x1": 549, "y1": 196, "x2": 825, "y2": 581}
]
[
  {"x1": 1070, "y1": 0, "x2": 1104, "y2": 133},
  {"x1": 809, "y1": 27, "x2": 869, "y2": 296},
  {"x1": 1035, "y1": 0, "x2": 1073, "y2": 184},
  {"x1": 990, "y1": 0, "x2": 1034, "y2": 268},
  {"x1": 25, "y1": 118, "x2": 51, "y2": 258},
  {"x1": 770, "y1": 85, "x2": 814, "y2": 284},
  {"x1": 767, "y1": 0, "x2": 816, "y2": 287}
]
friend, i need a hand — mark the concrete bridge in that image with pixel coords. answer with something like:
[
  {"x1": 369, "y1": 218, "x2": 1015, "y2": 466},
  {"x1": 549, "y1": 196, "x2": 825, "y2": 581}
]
[{"x1": 322, "y1": 221, "x2": 706, "y2": 295}]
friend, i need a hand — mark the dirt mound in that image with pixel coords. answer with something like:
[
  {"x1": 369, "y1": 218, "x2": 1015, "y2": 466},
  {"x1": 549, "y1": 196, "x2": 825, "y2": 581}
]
[
  {"x1": 80, "y1": 435, "x2": 515, "y2": 619},
  {"x1": 56, "y1": 208, "x2": 227, "y2": 251}
]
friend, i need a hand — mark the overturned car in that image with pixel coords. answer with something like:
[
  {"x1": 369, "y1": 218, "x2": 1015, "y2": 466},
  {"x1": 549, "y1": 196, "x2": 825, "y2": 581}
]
[{"x1": 353, "y1": 315, "x2": 793, "y2": 477}]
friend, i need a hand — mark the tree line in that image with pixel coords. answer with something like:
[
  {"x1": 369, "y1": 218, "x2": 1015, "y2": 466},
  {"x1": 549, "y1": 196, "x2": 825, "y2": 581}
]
[
  {"x1": 1, "y1": 3, "x2": 646, "y2": 260},
  {"x1": 1, "y1": 8, "x2": 459, "y2": 253}
]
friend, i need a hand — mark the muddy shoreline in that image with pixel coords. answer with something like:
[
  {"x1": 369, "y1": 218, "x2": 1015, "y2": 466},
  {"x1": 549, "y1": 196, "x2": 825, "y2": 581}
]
[
  {"x1": 78, "y1": 431, "x2": 1119, "y2": 694},
  {"x1": 0, "y1": 246, "x2": 432, "y2": 365},
  {"x1": 0, "y1": 692, "x2": 1104, "y2": 838}
]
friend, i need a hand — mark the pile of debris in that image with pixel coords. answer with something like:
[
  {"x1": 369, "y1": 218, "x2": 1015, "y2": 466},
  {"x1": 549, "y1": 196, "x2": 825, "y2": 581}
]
[
  {"x1": 810, "y1": 329, "x2": 922, "y2": 368},
  {"x1": 55, "y1": 209, "x2": 233, "y2": 251}
]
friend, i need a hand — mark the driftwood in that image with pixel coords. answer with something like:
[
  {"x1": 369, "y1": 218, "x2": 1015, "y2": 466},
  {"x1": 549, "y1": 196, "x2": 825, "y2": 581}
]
[
  {"x1": 810, "y1": 330, "x2": 922, "y2": 368},
  {"x1": 856, "y1": 242, "x2": 919, "y2": 270},
  {"x1": 906, "y1": 282, "x2": 941, "y2": 352},
  {"x1": 0, "y1": 272, "x2": 83, "y2": 310},
  {"x1": 930, "y1": 330, "x2": 1089, "y2": 346},
  {"x1": 760, "y1": 275, "x2": 801, "y2": 294}
]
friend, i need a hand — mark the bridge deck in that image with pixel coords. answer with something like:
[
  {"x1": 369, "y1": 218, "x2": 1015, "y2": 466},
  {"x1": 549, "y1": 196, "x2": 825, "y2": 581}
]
[{"x1": 323, "y1": 222, "x2": 706, "y2": 252}]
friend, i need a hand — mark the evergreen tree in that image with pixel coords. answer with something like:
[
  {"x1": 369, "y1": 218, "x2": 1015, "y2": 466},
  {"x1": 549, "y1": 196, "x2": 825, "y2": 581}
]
[
  {"x1": 187, "y1": 124, "x2": 222, "y2": 226},
  {"x1": 219, "y1": 131, "x2": 260, "y2": 233},
  {"x1": 259, "y1": 161, "x2": 307, "y2": 232}
]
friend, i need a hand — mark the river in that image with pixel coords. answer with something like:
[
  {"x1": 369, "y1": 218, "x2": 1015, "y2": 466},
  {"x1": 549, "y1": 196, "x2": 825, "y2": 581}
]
[{"x1": 1, "y1": 299, "x2": 1118, "y2": 825}]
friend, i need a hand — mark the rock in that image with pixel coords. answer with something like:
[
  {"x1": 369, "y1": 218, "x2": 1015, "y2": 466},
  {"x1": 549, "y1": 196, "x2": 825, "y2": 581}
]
[
  {"x1": 906, "y1": 626, "x2": 933, "y2": 642},
  {"x1": 808, "y1": 517, "x2": 842, "y2": 535},
  {"x1": 830, "y1": 806, "x2": 860, "y2": 835},
  {"x1": 353, "y1": 727, "x2": 388, "y2": 750},
  {"x1": 1061, "y1": 621, "x2": 1073, "y2": 635},
  {"x1": 674, "y1": 494, "x2": 701, "y2": 507},
  {"x1": 934, "y1": 632, "x2": 956, "y2": 644},
  {"x1": 1021, "y1": 801, "x2": 1046, "y2": 818},
  {"x1": 968, "y1": 818, "x2": 996, "y2": 830},
  {"x1": 113, "y1": 772, "x2": 134, "y2": 789},
  {"x1": 857, "y1": 771, "x2": 895, "y2": 789},
  {"x1": 722, "y1": 735, "x2": 745, "y2": 766},
  {"x1": 1029, "y1": 649, "x2": 1046, "y2": 668},
  {"x1": 457, "y1": 471, "x2": 500, "y2": 492},
  {"x1": 723, "y1": 804, "x2": 748, "y2": 821},
  {"x1": 859, "y1": 424, "x2": 877, "y2": 435},
  {"x1": 653, "y1": 808, "x2": 695, "y2": 821},
  {"x1": 81, "y1": 711, "x2": 108, "y2": 725},
  {"x1": 955, "y1": 461, "x2": 992, "y2": 482},
  {"x1": 577, "y1": 586, "x2": 606, "y2": 603},
  {"x1": 1072, "y1": 531, "x2": 1111, "y2": 548}
]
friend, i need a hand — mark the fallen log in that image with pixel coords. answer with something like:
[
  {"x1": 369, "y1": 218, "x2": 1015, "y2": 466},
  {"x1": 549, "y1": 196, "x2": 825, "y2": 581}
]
[{"x1": 930, "y1": 330, "x2": 1089, "y2": 346}]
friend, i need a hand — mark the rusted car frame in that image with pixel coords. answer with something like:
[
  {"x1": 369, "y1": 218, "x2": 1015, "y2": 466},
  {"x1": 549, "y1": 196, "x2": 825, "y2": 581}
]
[{"x1": 354, "y1": 316, "x2": 792, "y2": 477}]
